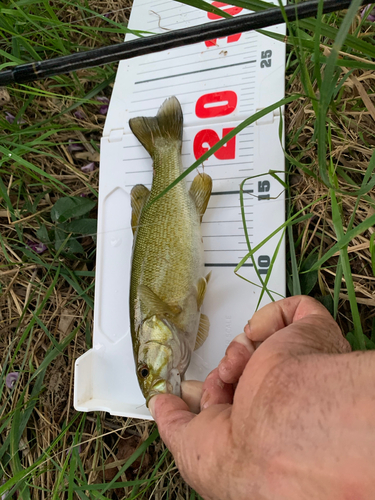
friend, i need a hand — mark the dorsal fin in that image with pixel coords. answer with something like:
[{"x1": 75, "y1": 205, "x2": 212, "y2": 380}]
[{"x1": 129, "y1": 96, "x2": 183, "y2": 158}]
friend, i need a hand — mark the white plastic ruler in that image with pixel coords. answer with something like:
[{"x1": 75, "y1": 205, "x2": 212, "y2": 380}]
[{"x1": 74, "y1": 0, "x2": 286, "y2": 419}]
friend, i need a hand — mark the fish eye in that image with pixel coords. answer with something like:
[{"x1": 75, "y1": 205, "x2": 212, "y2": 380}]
[{"x1": 139, "y1": 366, "x2": 149, "y2": 378}]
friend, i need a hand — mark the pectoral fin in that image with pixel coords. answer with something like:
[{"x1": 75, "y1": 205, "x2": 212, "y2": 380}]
[
  {"x1": 138, "y1": 284, "x2": 181, "y2": 318},
  {"x1": 130, "y1": 184, "x2": 150, "y2": 234},
  {"x1": 189, "y1": 172, "x2": 212, "y2": 221},
  {"x1": 194, "y1": 313, "x2": 210, "y2": 350}
]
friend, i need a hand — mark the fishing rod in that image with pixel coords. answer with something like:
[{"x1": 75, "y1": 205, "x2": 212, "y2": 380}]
[{"x1": 0, "y1": 0, "x2": 372, "y2": 86}]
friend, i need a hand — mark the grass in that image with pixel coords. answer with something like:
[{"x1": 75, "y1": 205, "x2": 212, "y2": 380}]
[{"x1": 1, "y1": 0, "x2": 375, "y2": 498}]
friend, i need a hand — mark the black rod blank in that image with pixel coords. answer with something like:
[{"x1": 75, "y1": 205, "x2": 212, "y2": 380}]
[{"x1": 0, "y1": 0, "x2": 372, "y2": 86}]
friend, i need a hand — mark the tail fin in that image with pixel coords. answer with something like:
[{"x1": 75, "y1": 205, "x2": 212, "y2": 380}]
[{"x1": 129, "y1": 96, "x2": 183, "y2": 158}]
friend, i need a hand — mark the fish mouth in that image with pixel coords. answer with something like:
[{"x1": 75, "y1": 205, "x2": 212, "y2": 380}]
[{"x1": 146, "y1": 380, "x2": 173, "y2": 407}]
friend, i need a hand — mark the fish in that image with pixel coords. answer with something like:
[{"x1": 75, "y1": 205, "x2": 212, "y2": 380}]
[{"x1": 129, "y1": 96, "x2": 212, "y2": 406}]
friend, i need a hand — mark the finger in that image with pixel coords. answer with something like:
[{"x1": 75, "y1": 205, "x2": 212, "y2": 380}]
[
  {"x1": 150, "y1": 392, "x2": 232, "y2": 498},
  {"x1": 218, "y1": 333, "x2": 255, "y2": 384},
  {"x1": 149, "y1": 394, "x2": 195, "y2": 453},
  {"x1": 200, "y1": 368, "x2": 234, "y2": 410},
  {"x1": 246, "y1": 296, "x2": 341, "y2": 342},
  {"x1": 181, "y1": 380, "x2": 203, "y2": 414},
  {"x1": 245, "y1": 296, "x2": 350, "y2": 356}
]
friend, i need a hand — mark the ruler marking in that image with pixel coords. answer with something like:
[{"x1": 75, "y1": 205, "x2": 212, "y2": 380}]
[
  {"x1": 203, "y1": 235, "x2": 245, "y2": 238},
  {"x1": 132, "y1": 72, "x2": 254, "y2": 93},
  {"x1": 123, "y1": 139, "x2": 191, "y2": 148},
  {"x1": 125, "y1": 170, "x2": 152, "y2": 175},
  {"x1": 146, "y1": 5, "x2": 195, "y2": 16},
  {"x1": 148, "y1": 10, "x2": 208, "y2": 21},
  {"x1": 146, "y1": 17, "x2": 210, "y2": 30},
  {"x1": 211, "y1": 190, "x2": 253, "y2": 195},
  {"x1": 204, "y1": 162, "x2": 253, "y2": 167},
  {"x1": 137, "y1": 51, "x2": 257, "y2": 74},
  {"x1": 135, "y1": 60, "x2": 256, "y2": 84},
  {"x1": 207, "y1": 206, "x2": 252, "y2": 210},
  {"x1": 137, "y1": 52, "x2": 251, "y2": 76},
  {"x1": 122, "y1": 156, "x2": 150, "y2": 161},
  {"x1": 205, "y1": 263, "x2": 254, "y2": 267},
  {"x1": 202, "y1": 219, "x2": 253, "y2": 224},
  {"x1": 214, "y1": 176, "x2": 253, "y2": 181},
  {"x1": 157, "y1": 13, "x2": 205, "y2": 24},
  {"x1": 205, "y1": 249, "x2": 251, "y2": 252}
]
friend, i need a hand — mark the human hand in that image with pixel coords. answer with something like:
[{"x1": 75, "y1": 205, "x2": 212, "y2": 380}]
[{"x1": 149, "y1": 296, "x2": 375, "y2": 500}]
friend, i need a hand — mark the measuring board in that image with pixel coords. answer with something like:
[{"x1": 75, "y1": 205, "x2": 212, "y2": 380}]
[{"x1": 74, "y1": 0, "x2": 286, "y2": 420}]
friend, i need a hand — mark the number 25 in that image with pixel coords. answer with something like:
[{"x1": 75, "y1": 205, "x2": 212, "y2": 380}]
[{"x1": 260, "y1": 49, "x2": 272, "y2": 68}]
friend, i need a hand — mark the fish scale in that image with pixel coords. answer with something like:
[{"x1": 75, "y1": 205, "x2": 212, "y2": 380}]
[{"x1": 131, "y1": 151, "x2": 203, "y2": 300}]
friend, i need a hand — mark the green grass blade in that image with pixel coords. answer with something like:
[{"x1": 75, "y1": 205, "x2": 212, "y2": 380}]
[
  {"x1": 99, "y1": 429, "x2": 159, "y2": 495},
  {"x1": 317, "y1": 0, "x2": 363, "y2": 187},
  {"x1": 330, "y1": 187, "x2": 365, "y2": 349}
]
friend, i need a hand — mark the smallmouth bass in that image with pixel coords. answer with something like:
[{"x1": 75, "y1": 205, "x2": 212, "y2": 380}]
[{"x1": 129, "y1": 96, "x2": 212, "y2": 406}]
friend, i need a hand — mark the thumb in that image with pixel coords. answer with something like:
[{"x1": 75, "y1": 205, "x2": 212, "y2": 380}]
[{"x1": 149, "y1": 394, "x2": 195, "y2": 454}]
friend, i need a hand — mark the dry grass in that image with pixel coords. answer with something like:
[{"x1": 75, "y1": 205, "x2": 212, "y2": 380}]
[
  {"x1": 0, "y1": 0, "x2": 191, "y2": 497},
  {"x1": 287, "y1": 61, "x2": 375, "y2": 336}
]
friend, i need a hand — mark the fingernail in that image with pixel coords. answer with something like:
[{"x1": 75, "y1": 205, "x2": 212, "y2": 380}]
[
  {"x1": 232, "y1": 332, "x2": 254, "y2": 353},
  {"x1": 148, "y1": 397, "x2": 156, "y2": 418},
  {"x1": 200, "y1": 390, "x2": 210, "y2": 410},
  {"x1": 216, "y1": 378, "x2": 224, "y2": 390},
  {"x1": 218, "y1": 355, "x2": 233, "y2": 376}
]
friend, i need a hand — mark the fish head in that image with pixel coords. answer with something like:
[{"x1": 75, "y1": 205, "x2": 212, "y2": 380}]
[{"x1": 136, "y1": 315, "x2": 188, "y2": 406}]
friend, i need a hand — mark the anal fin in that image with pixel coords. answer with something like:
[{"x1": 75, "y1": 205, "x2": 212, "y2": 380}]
[{"x1": 194, "y1": 313, "x2": 210, "y2": 350}]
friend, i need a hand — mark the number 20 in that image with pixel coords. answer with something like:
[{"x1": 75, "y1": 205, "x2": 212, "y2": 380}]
[{"x1": 260, "y1": 50, "x2": 272, "y2": 68}]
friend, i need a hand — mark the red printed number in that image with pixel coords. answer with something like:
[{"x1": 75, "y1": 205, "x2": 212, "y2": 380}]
[
  {"x1": 207, "y1": 1, "x2": 242, "y2": 19},
  {"x1": 193, "y1": 128, "x2": 236, "y2": 160},
  {"x1": 205, "y1": 1, "x2": 242, "y2": 47},
  {"x1": 195, "y1": 91, "x2": 237, "y2": 118}
]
